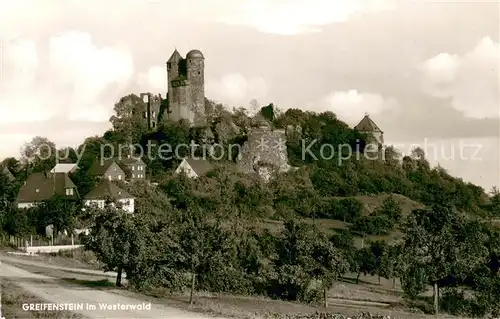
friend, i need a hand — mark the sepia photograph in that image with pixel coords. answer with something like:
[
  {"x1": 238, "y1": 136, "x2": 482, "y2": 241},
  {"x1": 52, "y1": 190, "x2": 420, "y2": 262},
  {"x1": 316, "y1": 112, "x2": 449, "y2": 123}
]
[{"x1": 0, "y1": 0, "x2": 499, "y2": 318}]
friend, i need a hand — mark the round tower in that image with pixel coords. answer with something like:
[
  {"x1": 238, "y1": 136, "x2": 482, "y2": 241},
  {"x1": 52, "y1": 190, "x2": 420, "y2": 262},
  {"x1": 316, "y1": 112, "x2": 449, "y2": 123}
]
[{"x1": 186, "y1": 49, "x2": 205, "y2": 126}]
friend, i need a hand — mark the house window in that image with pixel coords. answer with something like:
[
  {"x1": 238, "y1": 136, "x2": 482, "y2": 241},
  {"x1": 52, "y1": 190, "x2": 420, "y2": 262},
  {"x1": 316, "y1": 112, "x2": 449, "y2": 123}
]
[
  {"x1": 66, "y1": 188, "x2": 73, "y2": 196},
  {"x1": 144, "y1": 112, "x2": 148, "y2": 118},
  {"x1": 132, "y1": 174, "x2": 135, "y2": 178},
  {"x1": 152, "y1": 122, "x2": 156, "y2": 128},
  {"x1": 131, "y1": 166, "x2": 134, "y2": 171},
  {"x1": 113, "y1": 166, "x2": 116, "y2": 171},
  {"x1": 152, "y1": 111, "x2": 156, "y2": 117},
  {"x1": 35, "y1": 189, "x2": 39, "y2": 193},
  {"x1": 118, "y1": 175, "x2": 122, "y2": 180},
  {"x1": 108, "y1": 175, "x2": 112, "y2": 180}
]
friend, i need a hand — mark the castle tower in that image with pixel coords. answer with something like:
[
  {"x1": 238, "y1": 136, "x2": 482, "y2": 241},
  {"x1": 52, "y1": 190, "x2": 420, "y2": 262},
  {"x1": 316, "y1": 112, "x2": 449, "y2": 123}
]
[
  {"x1": 166, "y1": 48, "x2": 206, "y2": 126},
  {"x1": 354, "y1": 113, "x2": 384, "y2": 145},
  {"x1": 186, "y1": 49, "x2": 205, "y2": 125}
]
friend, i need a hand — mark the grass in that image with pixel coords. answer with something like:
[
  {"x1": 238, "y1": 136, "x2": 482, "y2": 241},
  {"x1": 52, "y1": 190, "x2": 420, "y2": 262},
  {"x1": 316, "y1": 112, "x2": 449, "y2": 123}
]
[
  {"x1": 1, "y1": 280, "x2": 83, "y2": 318},
  {"x1": 260, "y1": 193, "x2": 420, "y2": 247},
  {"x1": 1, "y1": 247, "x2": 103, "y2": 271},
  {"x1": 7, "y1": 257, "x2": 460, "y2": 319},
  {"x1": 62, "y1": 278, "x2": 116, "y2": 289}
]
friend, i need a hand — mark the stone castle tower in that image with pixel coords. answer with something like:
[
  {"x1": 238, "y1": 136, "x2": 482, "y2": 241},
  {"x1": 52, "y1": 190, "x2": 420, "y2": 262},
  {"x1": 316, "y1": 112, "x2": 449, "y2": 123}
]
[
  {"x1": 166, "y1": 49, "x2": 206, "y2": 126},
  {"x1": 354, "y1": 113, "x2": 384, "y2": 145}
]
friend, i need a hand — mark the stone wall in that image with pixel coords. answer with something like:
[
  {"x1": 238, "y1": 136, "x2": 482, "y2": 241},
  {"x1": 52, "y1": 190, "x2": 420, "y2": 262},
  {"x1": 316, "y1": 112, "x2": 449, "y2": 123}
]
[{"x1": 237, "y1": 126, "x2": 290, "y2": 180}]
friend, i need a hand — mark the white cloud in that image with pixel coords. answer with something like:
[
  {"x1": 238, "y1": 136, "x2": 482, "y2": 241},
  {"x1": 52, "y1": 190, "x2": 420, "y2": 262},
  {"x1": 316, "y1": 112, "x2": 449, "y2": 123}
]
[
  {"x1": 206, "y1": 73, "x2": 269, "y2": 107},
  {"x1": 0, "y1": 31, "x2": 134, "y2": 124},
  {"x1": 320, "y1": 90, "x2": 397, "y2": 125},
  {"x1": 215, "y1": 0, "x2": 397, "y2": 35},
  {"x1": 136, "y1": 66, "x2": 167, "y2": 92},
  {"x1": 385, "y1": 137, "x2": 499, "y2": 191},
  {"x1": 420, "y1": 37, "x2": 499, "y2": 119}
]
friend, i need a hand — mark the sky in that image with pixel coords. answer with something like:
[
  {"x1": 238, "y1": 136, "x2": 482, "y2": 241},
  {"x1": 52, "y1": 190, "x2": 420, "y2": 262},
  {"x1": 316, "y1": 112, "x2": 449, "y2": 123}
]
[{"x1": 0, "y1": 0, "x2": 499, "y2": 190}]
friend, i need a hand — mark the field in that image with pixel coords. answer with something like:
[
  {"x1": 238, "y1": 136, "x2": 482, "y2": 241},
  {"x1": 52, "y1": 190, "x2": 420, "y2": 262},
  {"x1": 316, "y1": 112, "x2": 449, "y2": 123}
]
[
  {"x1": 260, "y1": 193, "x2": 423, "y2": 246},
  {"x1": 1, "y1": 280, "x2": 83, "y2": 318}
]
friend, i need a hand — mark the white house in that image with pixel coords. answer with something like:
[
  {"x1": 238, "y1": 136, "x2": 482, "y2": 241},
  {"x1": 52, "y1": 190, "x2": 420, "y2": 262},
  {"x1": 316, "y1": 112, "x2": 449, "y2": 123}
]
[
  {"x1": 83, "y1": 180, "x2": 135, "y2": 213},
  {"x1": 16, "y1": 172, "x2": 79, "y2": 209},
  {"x1": 174, "y1": 157, "x2": 213, "y2": 179},
  {"x1": 50, "y1": 163, "x2": 78, "y2": 174}
]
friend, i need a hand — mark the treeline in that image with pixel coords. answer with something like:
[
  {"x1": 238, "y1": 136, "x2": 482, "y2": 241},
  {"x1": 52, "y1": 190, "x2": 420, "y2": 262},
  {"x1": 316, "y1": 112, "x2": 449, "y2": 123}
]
[
  {"x1": 1, "y1": 97, "x2": 500, "y2": 317},
  {"x1": 77, "y1": 171, "x2": 500, "y2": 317}
]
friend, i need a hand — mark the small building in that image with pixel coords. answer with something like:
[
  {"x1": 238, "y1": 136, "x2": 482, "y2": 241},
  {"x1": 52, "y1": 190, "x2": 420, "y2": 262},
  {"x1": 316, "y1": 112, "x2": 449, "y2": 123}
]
[
  {"x1": 16, "y1": 172, "x2": 79, "y2": 209},
  {"x1": 83, "y1": 180, "x2": 135, "y2": 213},
  {"x1": 88, "y1": 159, "x2": 126, "y2": 182},
  {"x1": 354, "y1": 113, "x2": 384, "y2": 145},
  {"x1": 174, "y1": 157, "x2": 213, "y2": 179},
  {"x1": 119, "y1": 157, "x2": 147, "y2": 182},
  {"x1": 50, "y1": 163, "x2": 78, "y2": 174}
]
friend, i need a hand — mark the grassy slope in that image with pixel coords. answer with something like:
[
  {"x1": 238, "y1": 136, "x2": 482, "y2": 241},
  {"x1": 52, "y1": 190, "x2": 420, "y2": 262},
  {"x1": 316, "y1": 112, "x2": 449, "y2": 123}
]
[{"x1": 261, "y1": 193, "x2": 425, "y2": 247}]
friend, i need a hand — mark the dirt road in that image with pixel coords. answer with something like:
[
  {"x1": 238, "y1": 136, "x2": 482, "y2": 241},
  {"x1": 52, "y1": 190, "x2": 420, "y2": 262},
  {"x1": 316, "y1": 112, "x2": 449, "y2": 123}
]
[{"x1": 0, "y1": 261, "x2": 228, "y2": 319}]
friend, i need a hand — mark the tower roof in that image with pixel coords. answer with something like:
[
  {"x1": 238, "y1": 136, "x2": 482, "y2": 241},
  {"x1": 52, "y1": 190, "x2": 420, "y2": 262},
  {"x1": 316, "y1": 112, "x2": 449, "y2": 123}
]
[
  {"x1": 354, "y1": 114, "x2": 383, "y2": 133},
  {"x1": 168, "y1": 49, "x2": 182, "y2": 63},
  {"x1": 186, "y1": 49, "x2": 204, "y2": 59}
]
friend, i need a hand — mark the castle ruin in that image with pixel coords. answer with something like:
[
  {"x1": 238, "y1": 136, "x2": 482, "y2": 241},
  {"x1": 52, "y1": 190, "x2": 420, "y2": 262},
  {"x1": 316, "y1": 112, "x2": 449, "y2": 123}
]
[
  {"x1": 139, "y1": 48, "x2": 207, "y2": 128},
  {"x1": 237, "y1": 115, "x2": 291, "y2": 181}
]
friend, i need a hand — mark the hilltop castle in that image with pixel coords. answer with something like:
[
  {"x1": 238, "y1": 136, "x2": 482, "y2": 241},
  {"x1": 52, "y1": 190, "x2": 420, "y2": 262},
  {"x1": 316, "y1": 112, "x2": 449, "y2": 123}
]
[{"x1": 140, "y1": 49, "x2": 207, "y2": 127}]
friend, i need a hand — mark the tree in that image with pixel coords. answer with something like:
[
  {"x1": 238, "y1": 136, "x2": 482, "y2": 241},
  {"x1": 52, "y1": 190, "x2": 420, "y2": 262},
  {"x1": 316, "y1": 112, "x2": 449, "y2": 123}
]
[
  {"x1": 20, "y1": 136, "x2": 56, "y2": 173},
  {"x1": 176, "y1": 203, "x2": 234, "y2": 304},
  {"x1": 109, "y1": 94, "x2": 149, "y2": 144},
  {"x1": 33, "y1": 196, "x2": 81, "y2": 236},
  {"x1": 401, "y1": 206, "x2": 488, "y2": 314},
  {"x1": 375, "y1": 195, "x2": 403, "y2": 223},
  {"x1": 84, "y1": 206, "x2": 146, "y2": 286}
]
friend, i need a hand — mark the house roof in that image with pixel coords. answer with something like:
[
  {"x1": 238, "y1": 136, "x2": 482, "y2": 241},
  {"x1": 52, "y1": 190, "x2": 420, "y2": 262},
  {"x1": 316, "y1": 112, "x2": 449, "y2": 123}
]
[
  {"x1": 83, "y1": 180, "x2": 134, "y2": 200},
  {"x1": 88, "y1": 159, "x2": 119, "y2": 175},
  {"x1": 120, "y1": 157, "x2": 145, "y2": 165},
  {"x1": 183, "y1": 157, "x2": 213, "y2": 176},
  {"x1": 16, "y1": 172, "x2": 78, "y2": 203},
  {"x1": 354, "y1": 114, "x2": 383, "y2": 133},
  {"x1": 168, "y1": 49, "x2": 183, "y2": 63},
  {"x1": 50, "y1": 163, "x2": 78, "y2": 173}
]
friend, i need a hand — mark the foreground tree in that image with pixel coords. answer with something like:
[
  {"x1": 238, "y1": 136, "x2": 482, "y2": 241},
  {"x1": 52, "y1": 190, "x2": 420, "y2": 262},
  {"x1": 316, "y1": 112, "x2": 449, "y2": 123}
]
[{"x1": 401, "y1": 205, "x2": 488, "y2": 314}]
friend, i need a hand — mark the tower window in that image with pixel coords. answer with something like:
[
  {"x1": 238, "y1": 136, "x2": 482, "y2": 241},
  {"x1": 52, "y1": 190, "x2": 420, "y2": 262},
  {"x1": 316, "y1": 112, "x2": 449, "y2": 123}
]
[
  {"x1": 152, "y1": 122, "x2": 156, "y2": 128},
  {"x1": 167, "y1": 63, "x2": 171, "y2": 70},
  {"x1": 198, "y1": 71, "x2": 201, "y2": 75}
]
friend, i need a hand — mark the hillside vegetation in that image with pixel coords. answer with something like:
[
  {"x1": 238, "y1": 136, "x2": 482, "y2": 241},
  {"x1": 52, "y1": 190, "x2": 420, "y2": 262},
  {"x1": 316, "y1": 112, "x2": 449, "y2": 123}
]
[{"x1": 1, "y1": 97, "x2": 500, "y2": 318}]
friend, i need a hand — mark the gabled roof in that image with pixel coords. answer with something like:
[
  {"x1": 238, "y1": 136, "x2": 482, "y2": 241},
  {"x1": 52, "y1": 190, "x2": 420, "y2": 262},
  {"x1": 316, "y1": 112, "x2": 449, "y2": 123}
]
[
  {"x1": 51, "y1": 163, "x2": 78, "y2": 173},
  {"x1": 182, "y1": 157, "x2": 213, "y2": 176},
  {"x1": 168, "y1": 49, "x2": 183, "y2": 63},
  {"x1": 354, "y1": 114, "x2": 383, "y2": 133},
  {"x1": 83, "y1": 180, "x2": 134, "y2": 200},
  {"x1": 16, "y1": 172, "x2": 78, "y2": 203},
  {"x1": 88, "y1": 159, "x2": 121, "y2": 175},
  {"x1": 120, "y1": 157, "x2": 145, "y2": 166}
]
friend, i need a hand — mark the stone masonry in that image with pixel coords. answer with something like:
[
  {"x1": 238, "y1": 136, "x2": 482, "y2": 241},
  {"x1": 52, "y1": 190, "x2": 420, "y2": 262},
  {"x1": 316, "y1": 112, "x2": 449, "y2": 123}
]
[
  {"x1": 166, "y1": 49, "x2": 206, "y2": 126},
  {"x1": 237, "y1": 119, "x2": 291, "y2": 181}
]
